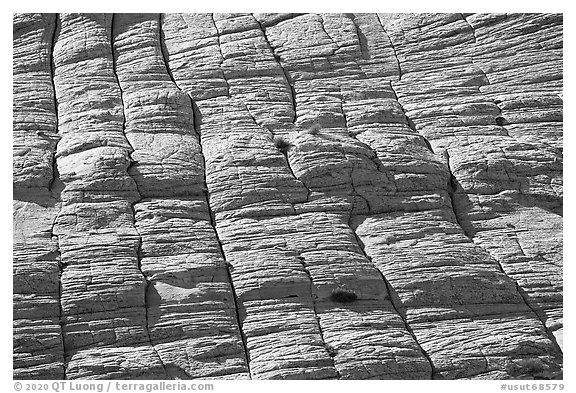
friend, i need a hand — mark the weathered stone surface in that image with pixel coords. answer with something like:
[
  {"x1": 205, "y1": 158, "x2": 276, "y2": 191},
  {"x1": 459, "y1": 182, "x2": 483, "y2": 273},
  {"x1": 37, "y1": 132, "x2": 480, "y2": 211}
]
[
  {"x1": 352, "y1": 209, "x2": 561, "y2": 379},
  {"x1": 14, "y1": 13, "x2": 562, "y2": 380},
  {"x1": 112, "y1": 13, "x2": 250, "y2": 379},
  {"x1": 51, "y1": 13, "x2": 164, "y2": 380},
  {"x1": 13, "y1": 14, "x2": 58, "y2": 191},
  {"x1": 13, "y1": 13, "x2": 65, "y2": 380},
  {"x1": 13, "y1": 193, "x2": 64, "y2": 379},
  {"x1": 380, "y1": 13, "x2": 563, "y2": 356}
]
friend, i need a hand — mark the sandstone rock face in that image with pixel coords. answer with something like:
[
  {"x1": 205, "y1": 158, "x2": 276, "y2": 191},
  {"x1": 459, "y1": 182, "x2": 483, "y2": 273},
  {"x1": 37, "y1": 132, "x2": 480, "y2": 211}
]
[{"x1": 13, "y1": 13, "x2": 562, "y2": 380}]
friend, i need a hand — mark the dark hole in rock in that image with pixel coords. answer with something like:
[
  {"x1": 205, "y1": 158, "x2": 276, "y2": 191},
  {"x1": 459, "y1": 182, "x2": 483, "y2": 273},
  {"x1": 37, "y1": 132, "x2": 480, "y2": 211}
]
[{"x1": 495, "y1": 116, "x2": 506, "y2": 126}]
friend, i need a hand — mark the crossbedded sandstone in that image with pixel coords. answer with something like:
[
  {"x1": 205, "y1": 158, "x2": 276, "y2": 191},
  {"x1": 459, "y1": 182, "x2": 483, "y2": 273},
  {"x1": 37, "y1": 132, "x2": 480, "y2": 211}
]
[{"x1": 13, "y1": 13, "x2": 562, "y2": 380}]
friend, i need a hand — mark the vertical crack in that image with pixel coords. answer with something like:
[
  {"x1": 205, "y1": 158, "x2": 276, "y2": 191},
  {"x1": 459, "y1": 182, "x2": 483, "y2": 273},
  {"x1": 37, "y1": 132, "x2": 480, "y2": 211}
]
[
  {"x1": 339, "y1": 99, "x2": 348, "y2": 130},
  {"x1": 188, "y1": 95, "x2": 252, "y2": 378},
  {"x1": 459, "y1": 14, "x2": 493, "y2": 88},
  {"x1": 375, "y1": 14, "x2": 402, "y2": 80},
  {"x1": 159, "y1": 17, "x2": 252, "y2": 376},
  {"x1": 279, "y1": 142, "x2": 311, "y2": 204},
  {"x1": 380, "y1": 274, "x2": 436, "y2": 379},
  {"x1": 491, "y1": 236, "x2": 563, "y2": 356},
  {"x1": 110, "y1": 13, "x2": 168, "y2": 377},
  {"x1": 461, "y1": 13, "x2": 477, "y2": 43},
  {"x1": 387, "y1": 82, "x2": 433, "y2": 152},
  {"x1": 346, "y1": 14, "x2": 370, "y2": 60},
  {"x1": 48, "y1": 13, "x2": 60, "y2": 196},
  {"x1": 317, "y1": 14, "x2": 339, "y2": 51},
  {"x1": 186, "y1": 97, "x2": 253, "y2": 376},
  {"x1": 210, "y1": 14, "x2": 230, "y2": 97},
  {"x1": 251, "y1": 15, "x2": 309, "y2": 202},
  {"x1": 296, "y1": 255, "x2": 340, "y2": 379},
  {"x1": 338, "y1": 98, "x2": 373, "y2": 213},
  {"x1": 348, "y1": 222, "x2": 435, "y2": 379},
  {"x1": 494, "y1": 226, "x2": 563, "y2": 355},
  {"x1": 444, "y1": 151, "x2": 472, "y2": 239},
  {"x1": 253, "y1": 15, "x2": 297, "y2": 124},
  {"x1": 158, "y1": 14, "x2": 177, "y2": 87},
  {"x1": 278, "y1": 146, "x2": 298, "y2": 180},
  {"x1": 48, "y1": 12, "x2": 67, "y2": 379},
  {"x1": 52, "y1": 219, "x2": 66, "y2": 379}
]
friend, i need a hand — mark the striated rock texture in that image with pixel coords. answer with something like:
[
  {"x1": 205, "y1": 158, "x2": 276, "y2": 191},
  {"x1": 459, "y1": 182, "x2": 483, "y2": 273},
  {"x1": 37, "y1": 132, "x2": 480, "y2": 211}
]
[{"x1": 13, "y1": 13, "x2": 562, "y2": 380}]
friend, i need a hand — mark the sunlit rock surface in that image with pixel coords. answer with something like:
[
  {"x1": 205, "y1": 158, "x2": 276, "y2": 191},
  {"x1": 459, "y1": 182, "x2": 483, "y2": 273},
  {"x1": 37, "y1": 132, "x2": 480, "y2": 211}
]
[{"x1": 13, "y1": 13, "x2": 562, "y2": 380}]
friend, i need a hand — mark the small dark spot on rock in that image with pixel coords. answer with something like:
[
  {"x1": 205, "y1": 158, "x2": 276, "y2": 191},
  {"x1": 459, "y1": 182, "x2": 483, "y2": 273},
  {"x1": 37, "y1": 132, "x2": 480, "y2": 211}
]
[
  {"x1": 495, "y1": 116, "x2": 506, "y2": 126},
  {"x1": 331, "y1": 287, "x2": 358, "y2": 303},
  {"x1": 273, "y1": 136, "x2": 291, "y2": 152}
]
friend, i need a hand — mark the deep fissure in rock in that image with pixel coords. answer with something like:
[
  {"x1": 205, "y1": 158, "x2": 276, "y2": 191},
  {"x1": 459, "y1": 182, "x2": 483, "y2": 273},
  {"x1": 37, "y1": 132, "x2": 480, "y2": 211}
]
[{"x1": 48, "y1": 13, "x2": 67, "y2": 379}]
